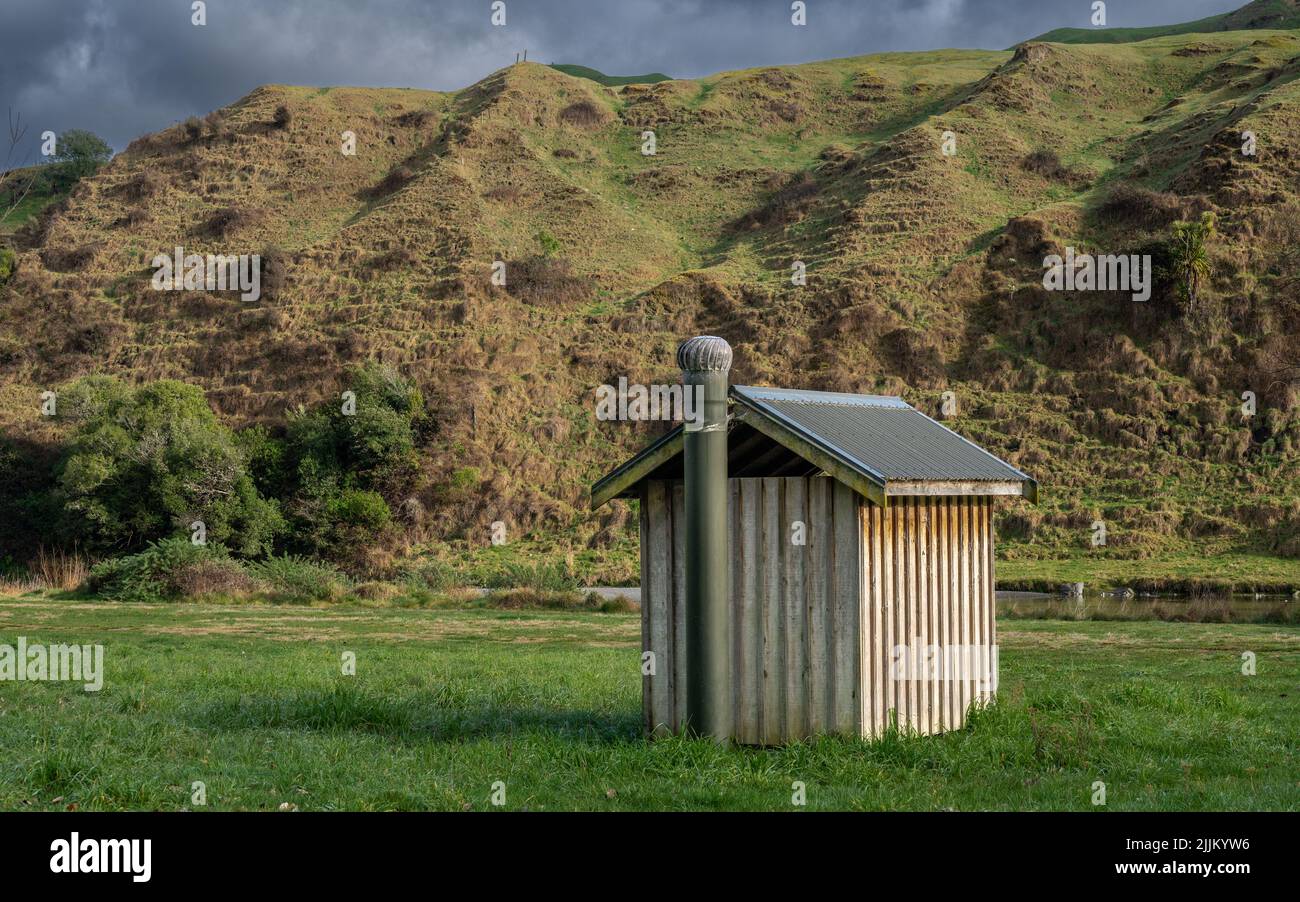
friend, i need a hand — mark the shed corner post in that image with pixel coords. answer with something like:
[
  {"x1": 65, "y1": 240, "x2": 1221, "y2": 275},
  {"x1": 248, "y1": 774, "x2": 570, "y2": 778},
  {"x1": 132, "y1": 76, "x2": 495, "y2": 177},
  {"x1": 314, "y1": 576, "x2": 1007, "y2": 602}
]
[{"x1": 677, "y1": 335, "x2": 733, "y2": 742}]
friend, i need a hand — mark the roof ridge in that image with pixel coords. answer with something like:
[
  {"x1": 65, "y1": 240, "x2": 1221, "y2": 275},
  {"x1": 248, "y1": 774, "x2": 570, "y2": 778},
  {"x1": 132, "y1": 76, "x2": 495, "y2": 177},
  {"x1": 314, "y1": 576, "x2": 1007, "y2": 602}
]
[{"x1": 731, "y1": 385, "x2": 910, "y2": 409}]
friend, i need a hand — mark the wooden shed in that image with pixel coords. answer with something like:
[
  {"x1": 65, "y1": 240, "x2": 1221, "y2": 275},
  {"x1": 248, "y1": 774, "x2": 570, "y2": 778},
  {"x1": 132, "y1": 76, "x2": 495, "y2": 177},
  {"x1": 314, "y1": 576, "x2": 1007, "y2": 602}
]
[{"x1": 593, "y1": 365, "x2": 1037, "y2": 744}]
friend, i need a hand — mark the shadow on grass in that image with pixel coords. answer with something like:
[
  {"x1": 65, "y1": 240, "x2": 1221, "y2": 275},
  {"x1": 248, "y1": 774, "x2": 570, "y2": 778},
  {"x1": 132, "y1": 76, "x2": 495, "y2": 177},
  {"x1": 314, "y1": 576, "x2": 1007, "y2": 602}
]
[{"x1": 194, "y1": 683, "x2": 641, "y2": 745}]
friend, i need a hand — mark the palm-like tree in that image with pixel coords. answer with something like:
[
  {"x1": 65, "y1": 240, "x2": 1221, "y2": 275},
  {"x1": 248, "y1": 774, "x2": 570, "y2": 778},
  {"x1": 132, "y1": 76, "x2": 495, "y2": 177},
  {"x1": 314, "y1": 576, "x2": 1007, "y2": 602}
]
[{"x1": 1169, "y1": 211, "x2": 1216, "y2": 309}]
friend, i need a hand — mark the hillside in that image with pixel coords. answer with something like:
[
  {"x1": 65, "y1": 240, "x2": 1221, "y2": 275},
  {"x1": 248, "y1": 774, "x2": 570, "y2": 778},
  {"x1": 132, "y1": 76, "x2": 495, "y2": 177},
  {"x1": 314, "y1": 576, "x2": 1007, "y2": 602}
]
[
  {"x1": 1032, "y1": 0, "x2": 1300, "y2": 44},
  {"x1": 4, "y1": 23, "x2": 1300, "y2": 586},
  {"x1": 0, "y1": 163, "x2": 73, "y2": 235}
]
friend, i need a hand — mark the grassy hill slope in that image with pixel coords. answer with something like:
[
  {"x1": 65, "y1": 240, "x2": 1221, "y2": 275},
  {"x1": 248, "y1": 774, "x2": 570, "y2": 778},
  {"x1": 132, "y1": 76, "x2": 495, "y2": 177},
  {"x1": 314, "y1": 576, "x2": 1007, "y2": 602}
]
[
  {"x1": 1032, "y1": 0, "x2": 1300, "y2": 44},
  {"x1": 4, "y1": 27, "x2": 1300, "y2": 587},
  {"x1": 0, "y1": 164, "x2": 75, "y2": 236}
]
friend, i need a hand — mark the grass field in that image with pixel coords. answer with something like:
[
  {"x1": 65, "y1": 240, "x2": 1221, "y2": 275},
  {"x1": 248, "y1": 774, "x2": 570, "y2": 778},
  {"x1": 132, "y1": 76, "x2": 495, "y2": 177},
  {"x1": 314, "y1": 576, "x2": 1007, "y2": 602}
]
[
  {"x1": 0, "y1": 597, "x2": 1294, "y2": 811},
  {"x1": 434, "y1": 532, "x2": 1300, "y2": 594}
]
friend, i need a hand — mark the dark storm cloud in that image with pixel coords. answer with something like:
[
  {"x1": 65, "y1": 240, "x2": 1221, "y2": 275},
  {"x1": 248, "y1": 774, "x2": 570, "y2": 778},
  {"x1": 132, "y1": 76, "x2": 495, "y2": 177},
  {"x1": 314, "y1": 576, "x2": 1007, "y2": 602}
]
[{"x1": 0, "y1": 0, "x2": 1246, "y2": 156}]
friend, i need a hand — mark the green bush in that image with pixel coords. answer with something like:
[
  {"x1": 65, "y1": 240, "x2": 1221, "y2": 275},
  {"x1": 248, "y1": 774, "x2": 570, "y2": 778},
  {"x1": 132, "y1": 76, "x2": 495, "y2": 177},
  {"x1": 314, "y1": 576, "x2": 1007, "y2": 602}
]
[
  {"x1": 236, "y1": 424, "x2": 287, "y2": 499},
  {"x1": 403, "y1": 558, "x2": 460, "y2": 592},
  {"x1": 54, "y1": 376, "x2": 284, "y2": 555},
  {"x1": 328, "y1": 489, "x2": 392, "y2": 533},
  {"x1": 251, "y1": 555, "x2": 350, "y2": 603},
  {"x1": 0, "y1": 245, "x2": 15, "y2": 286},
  {"x1": 86, "y1": 538, "x2": 248, "y2": 602},
  {"x1": 535, "y1": 229, "x2": 562, "y2": 257},
  {"x1": 266, "y1": 361, "x2": 428, "y2": 559}
]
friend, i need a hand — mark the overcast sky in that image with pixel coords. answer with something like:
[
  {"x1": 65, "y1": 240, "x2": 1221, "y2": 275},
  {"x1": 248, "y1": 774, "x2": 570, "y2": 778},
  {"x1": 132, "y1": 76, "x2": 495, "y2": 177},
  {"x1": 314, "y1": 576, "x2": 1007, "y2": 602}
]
[{"x1": 0, "y1": 0, "x2": 1247, "y2": 157}]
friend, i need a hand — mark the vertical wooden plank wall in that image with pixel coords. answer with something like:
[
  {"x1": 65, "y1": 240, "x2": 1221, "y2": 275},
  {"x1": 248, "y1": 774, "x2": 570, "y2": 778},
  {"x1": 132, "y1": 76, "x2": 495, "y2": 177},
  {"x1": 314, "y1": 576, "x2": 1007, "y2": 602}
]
[
  {"x1": 642, "y1": 476, "x2": 864, "y2": 743},
  {"x1": 641, "y1": 481, "x2": 675, "y2": 736},
  {"x1": 859, "y1": 495, "x2": 997, "y2": 737},
  {"x1": 831, "y1": 480, "x2": 862, "y2": 734},
  {"x1": 671, "y1": 482, "x2": 688, "y2": 731},
  {"x1": 642, "y1": 480, "x2": 995, "y2": 742},
  {"x1": 639, "y1": 486, "x2": 652, "y2": 736},
  {"x1": 730, "y1": 477, "x2": 862, "y2": 743}
]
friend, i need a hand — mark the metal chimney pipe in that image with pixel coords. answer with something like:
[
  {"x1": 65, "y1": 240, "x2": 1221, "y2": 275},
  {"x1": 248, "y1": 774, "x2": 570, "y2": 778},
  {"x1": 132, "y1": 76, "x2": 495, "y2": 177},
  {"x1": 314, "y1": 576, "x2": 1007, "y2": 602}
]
[{"x1": 676, "y1": 335, "x2": 732, "y2": 741}]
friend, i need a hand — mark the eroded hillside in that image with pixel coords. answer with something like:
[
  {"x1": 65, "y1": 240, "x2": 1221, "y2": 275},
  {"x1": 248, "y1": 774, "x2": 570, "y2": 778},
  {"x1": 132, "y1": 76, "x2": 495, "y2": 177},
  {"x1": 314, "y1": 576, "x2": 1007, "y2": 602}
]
[{"x1": 4, "y1": 29, "x2": 1300, "y2": 579}]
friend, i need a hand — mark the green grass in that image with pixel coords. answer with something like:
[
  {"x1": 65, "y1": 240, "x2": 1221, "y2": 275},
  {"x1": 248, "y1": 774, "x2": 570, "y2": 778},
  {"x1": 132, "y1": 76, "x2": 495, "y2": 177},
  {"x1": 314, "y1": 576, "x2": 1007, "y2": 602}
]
[
  {"x1": 998, "y1": 553, "x2": 1300, "y2": 594},
  {"x1": 549, "y1": 64, "x2": 671, "y2": 86},
  {"x1": 422, "y1": 532, "x2": 1300, "y2": 594},
  {"x1": 0, "y1": 164, "x2": 73, "y2": 234},
  {"x1": 1030, "y1": 1, "x2": 1300, "y2": 45},
  {"x1": 0, "y1": 597, "x2": 1294, "y2": 810}
]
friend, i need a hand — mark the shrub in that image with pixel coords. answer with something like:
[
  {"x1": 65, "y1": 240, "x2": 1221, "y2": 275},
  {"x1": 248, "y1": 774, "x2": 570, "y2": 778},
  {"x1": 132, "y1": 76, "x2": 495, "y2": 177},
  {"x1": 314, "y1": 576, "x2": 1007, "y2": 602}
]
[
  {"x1": 285, "y1": 362, "x2": 426, "y2": 491},
  {"x1": 535, "y1": 229, "x2": 562, "y2": 258},
  {"x1": 180, "y1": 112, "x2": 228, "y2": 145},
  {"x1": 0, "y1": 437, "x2": 61, "y2": 559},
  {"x1": 483, "y1": 588, "x2": 587, "y2": 610},
  {"x1": 483, "y1": 184, "x2": 525, "y2": 202},
  {"x1": 0, "y1": 245, "x2": 15, "y2": 286},
  {"x1": 237, "y1": 424, "x2": 288, "y2": 497},
  {"x1": 118, "y1": 171, "x2": 162, "y2": 202},
  {"x1": 366, "y1": 246, "x2": 416, "y2": 270},
  {"x1": 594, "y1": 592, "x2": 638, "y2": 613},
  {"x1": 480, "y1": 588, "x2": 633, "y2": 611},
  {"x1": 115, "y1": 207, "x2": 151, "y2": 229},
  {"x1": 257, "y1": 244, "x2": 289, "y2": 300},
  {"x1": 558, "y1": 100, "x2": 607, "y2": 127},
  {"x1": 394, "y1": 109, "x2": 437, "y2": 128},
  {"x1": 172, "y1": 556, "x2": 256, "y2": 598},
  {"x1": 249, "y1": 362, "x2": 429, "y2": 561},
  {"x1": 54, "y1": 376, "x2": 284, "y2": 555},
  {"x1": 251, "y1": 555, "x2": 350, "y2": 602},
  {"x1": 1096, "y1": 182, "x2": 1184, "y2": 230},
  {"x1": 1021, "y1": 149, "x2": 1075, "y2": 183},
  {"x1": 86, "y1": 538, "x2": 246, "y2": 602},
  {"x1": 499, "y1": 256, "x2": 592, "y2": 307},
  {"x1": 328, "y1": 489, "x2": 392, "y2": 534},
  {"x1": 40, "y1": 241, "x2": 102, "y2": 273},
  {"x1": 402, "y1": 558, "x2": 459, "y2": 592},
  {"x1": 203, "y1": 206, "x2": 263, "y2": 239}
]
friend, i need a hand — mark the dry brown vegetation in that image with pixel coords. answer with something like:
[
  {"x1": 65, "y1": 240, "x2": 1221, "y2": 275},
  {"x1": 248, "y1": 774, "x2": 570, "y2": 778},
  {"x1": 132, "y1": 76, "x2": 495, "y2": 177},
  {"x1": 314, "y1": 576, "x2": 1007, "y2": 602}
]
[
  {"x1": 33, "y1": 547, "x2": 89, "y2": 591},
  {"x1": 2, "y1": 37, "x2": 1300, "y2": 566},
  {"x1": 558, "y1": 100, "x2": 608, "y2": 127},
  {"x1": 202, "y1": 206, "x2": 264, "y2": 239}
]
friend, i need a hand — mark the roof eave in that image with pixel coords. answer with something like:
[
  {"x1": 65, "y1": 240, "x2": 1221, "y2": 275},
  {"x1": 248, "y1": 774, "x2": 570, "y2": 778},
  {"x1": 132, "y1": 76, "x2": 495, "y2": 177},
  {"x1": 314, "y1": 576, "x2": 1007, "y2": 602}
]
[
  {"x1": 590, "y1": 386, "x2": 1041, "y2": 509},
  {"x1": 589, "y1": 425, "x2": 685, "y2": 509},
  {"x1": 731, "y1": 396, "x2": 889, "y2": 508},
  {"x1": 885, "y1": 478, "x2": 1037, "y2": 500}
]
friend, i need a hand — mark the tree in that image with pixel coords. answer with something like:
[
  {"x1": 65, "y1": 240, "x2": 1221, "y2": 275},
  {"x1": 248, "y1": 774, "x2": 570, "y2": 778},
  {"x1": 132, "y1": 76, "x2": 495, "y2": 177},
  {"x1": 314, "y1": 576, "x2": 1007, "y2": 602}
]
[
  {"x1": 53, "y1": 377, "x2": 283, "y2": 555},
  {"x1": 1168, "y1": 211, "x2": 1216, "y2": 311},
  {"x1": 268, "y1": 362, "x2": 429, "y2": 557},
  {"x1": 1, "y1": 117, "x2": 113, "y2": 231},
  {"x1": 0, "y1": 108, "x2": 36, "y2": 230},
  {"x1": 46, "y1": 128, "x2": 112, "y2": 191}
]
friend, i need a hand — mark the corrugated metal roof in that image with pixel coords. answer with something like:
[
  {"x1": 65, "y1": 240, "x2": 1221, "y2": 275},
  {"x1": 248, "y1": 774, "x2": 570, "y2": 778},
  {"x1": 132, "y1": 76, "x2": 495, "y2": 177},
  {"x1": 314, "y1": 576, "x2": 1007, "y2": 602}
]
[
  {"x1": 732, "y1": 386, "x2": 1032, "y2": 483},
  {"x1": 591, "y1": 384, "x2": 1036, "y2": 508}
]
